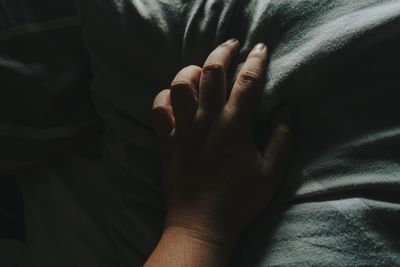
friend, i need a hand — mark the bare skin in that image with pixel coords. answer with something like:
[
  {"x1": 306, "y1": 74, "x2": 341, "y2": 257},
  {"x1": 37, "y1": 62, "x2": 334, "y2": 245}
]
[{"x1": 145, "y1": 39, "x2": 293, "y2": 266}]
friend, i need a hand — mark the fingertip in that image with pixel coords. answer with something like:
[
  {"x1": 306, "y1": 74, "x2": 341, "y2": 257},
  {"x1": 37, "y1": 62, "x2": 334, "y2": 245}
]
[
  {"x1": 219, "y1": 38, "x2": 240, "y2": 52},
  {"x1": 153, "y1": 89, "x2": 172, "y2": 107},
  {"x1": 152, "y1": 89, "x2": 175, "y2": 138},
  {"x1": 271, "y1": 106, "x2": 291, "y2": 130},
  {"x1": 275, "y1": 123, "x2": 293, "y2": 151},
  {"x1": 223, "y1": 38, "x2": 239, "y2": 45},
  {"x1": 251, "y1": 43, "x2": 267, "y2": 54}
]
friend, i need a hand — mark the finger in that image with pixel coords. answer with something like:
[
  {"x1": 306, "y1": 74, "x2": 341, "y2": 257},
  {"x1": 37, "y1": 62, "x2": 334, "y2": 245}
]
[
  {"x1": 226, "y1": 43, "x2": 268, "y2": 123},
  {"x1": 170, "y1": 65, "x2": 202, "y2": 132},
  {"x1": 198, "y1": 38, "x2": 240, "y2": 116},
  {"x1": 263, "y1": 122, "x2": 293, "y2": 179},
  {"x1": 152, "y1": 89, "x2": 175, "y2": 148}
]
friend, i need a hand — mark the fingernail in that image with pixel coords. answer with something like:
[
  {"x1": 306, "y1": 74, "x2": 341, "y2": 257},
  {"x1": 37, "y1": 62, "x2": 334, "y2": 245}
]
[
  {"x1": 224, "y1": 38, "x2": 239, "y2": 45},
  {"x1": 252, "y1": 42, "x2": 266, "y2": 52}
]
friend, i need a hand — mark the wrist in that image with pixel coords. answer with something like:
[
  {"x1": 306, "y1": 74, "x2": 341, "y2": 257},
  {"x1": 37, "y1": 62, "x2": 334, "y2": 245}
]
[
  {"x1": 164, "y1": 225, "x2": 236, "y2": 251},
  {"x1": 165, "y1": 209, "x2": 239, "y2": 249},
  {"x1": 145, "y1": 226, "x2": 233, "y2": 267},
  {"x1": 162, "y1": 226, "x2": 234, "y2": 266}
]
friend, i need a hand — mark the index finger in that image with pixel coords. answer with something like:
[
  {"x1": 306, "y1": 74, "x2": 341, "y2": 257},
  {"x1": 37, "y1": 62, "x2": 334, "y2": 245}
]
[{"x1": 226, "y1": 43, "x2": 268, "y2": 122}]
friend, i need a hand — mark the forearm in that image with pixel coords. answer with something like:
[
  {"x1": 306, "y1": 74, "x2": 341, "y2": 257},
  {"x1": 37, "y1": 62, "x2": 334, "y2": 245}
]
[{"x1": 144, "y1": 226, "x2": 233, "y2": 267}]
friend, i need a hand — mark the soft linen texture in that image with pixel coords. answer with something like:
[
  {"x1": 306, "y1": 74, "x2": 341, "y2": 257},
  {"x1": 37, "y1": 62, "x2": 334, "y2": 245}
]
[
  {"x1": 77, "y1": 0, "x2": 400, "y2": 266},
  {"x1": 1, "y1": 0, "x2": 115, "y2": 266}
]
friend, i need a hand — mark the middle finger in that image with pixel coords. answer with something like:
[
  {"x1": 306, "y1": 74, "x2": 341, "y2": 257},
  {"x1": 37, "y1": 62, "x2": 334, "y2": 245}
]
[{"x1": 198, "y1": 38, "x2": 240, "y2": 117}]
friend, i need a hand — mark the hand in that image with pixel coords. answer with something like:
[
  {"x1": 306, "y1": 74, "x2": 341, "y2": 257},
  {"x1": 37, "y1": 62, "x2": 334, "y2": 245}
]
[{"x1": 152, "y1": 39, "x2": 292, "y2": 248}]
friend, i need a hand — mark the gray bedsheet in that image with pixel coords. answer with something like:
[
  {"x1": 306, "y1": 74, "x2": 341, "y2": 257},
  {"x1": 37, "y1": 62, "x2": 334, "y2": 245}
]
[
  {"x1": 2, "y1": 0, "x2": 400, "y2": 266},
  {"x1": 77, "y1": 0, "x2": 400, "y2": 266}
]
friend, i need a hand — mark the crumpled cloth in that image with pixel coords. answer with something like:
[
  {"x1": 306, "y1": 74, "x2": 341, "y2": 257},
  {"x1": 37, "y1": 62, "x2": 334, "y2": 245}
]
[{"x1": 3, "y1": 0, "x2": 400, "y2": 266}]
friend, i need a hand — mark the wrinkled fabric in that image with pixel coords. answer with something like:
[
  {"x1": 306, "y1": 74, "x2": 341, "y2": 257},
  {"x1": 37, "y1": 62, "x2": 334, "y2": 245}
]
[
  {"x1": 0, "y1": 1, "x2": 114, "y2": 266},
  {"x1": 77, "y1": 0, "x2": 400, "y2": 266},
  {"x1": 2, "y1": 0, "x2": 400, "y2": 266},
  {"x1": 0, "y1": 0, "x2": 96, "y2": 169}
]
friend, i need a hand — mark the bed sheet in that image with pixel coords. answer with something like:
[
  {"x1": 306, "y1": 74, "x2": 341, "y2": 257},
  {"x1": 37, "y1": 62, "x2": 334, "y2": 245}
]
[
  {"x1": 0, "y1": 1, "x2": 112, "y2": 266},
  {"x1": 2, "y1": 0, "x2": 400, "y2": 266},
  {"x1": 76, "y1": 0, "x2": 400, "y2": 266}
]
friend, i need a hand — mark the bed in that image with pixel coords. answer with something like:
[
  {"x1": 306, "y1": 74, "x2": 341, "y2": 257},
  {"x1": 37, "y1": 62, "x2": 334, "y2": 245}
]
[{"x1": 2, "y1": 0, "x2": 400, "y2": 266}]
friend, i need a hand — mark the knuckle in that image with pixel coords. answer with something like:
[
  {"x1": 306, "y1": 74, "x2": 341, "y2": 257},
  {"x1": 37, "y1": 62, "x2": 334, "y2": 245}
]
[
  {"x1": 223, "y1": 106, "x2": 245, "y2": 127},
  {"x1": 237, "y1": 70, "x2": 260, "y2": 87},
  {"x1": 224, "y1": 104, "x2": 253, "y2": 128},
  {"x1": 170, "y1": 79, "x2": 193, "y2": 90},
  {"x1": 151, "y1": 104, "x2": 166, "y2": 115},
  {"x1": 202, "y1": 63, "x2": 225, "y2": 78},
  {"x1": 263, "y1": 149, "x2": 274, "y2": 161},
  {"x1": 219, "y1": 118, "x2": 241, "y2": 139},
  {"x1": 223, "y1": 105, "x2": 238, "y2": 119},
  {"x1": 278, "y1": 125, "x2": 291, "y2": 136}
]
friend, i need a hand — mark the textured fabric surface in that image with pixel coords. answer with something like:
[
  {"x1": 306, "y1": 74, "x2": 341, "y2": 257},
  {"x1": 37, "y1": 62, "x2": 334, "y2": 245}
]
[
  {"x1": 0, "y1": 1, "x2": 112, "y2": 266},
  {"x1": 3, "y1": 0, "x2": 399, "y2": 266},
  {"x1": 77, "y1": 0, "x2": 400, "y2": 266},
  {"x1": 0, "y1": 0, "x2": 98, "y2": 170}
]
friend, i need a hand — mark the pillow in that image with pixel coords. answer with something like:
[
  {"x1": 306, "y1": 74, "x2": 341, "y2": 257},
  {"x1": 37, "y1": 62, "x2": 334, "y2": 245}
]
[{"x1": 78, "y1": 0, "x2": 400, "y2": 266}]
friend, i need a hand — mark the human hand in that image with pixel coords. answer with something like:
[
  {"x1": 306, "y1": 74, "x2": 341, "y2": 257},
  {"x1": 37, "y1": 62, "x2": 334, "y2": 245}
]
[{"x1": 152, "y1": 39, "x2": 293, "y2": 248}]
